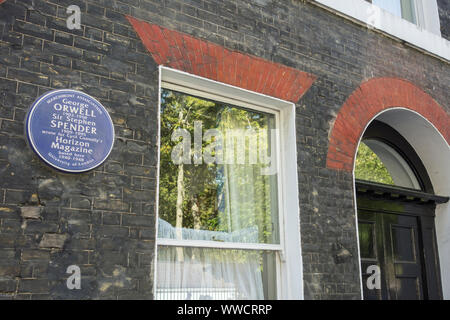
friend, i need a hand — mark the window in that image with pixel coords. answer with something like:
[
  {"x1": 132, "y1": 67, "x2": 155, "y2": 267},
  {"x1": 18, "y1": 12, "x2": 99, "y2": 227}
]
[
  {"x1": 355, "y1": 141, "x2": 395, "y2": 186},
  {"x1": 371, "y1": 0, "x2": 416, "y2": 24},
  {"x1": 355, "y1": 140, "x2": 421, "y2": 189},
  {"x1": 155, "y1": 67, "x2": 303, "y2": 300},
  {"x1": 355, "y1": 120, "x2": 431, "y2": 191}
]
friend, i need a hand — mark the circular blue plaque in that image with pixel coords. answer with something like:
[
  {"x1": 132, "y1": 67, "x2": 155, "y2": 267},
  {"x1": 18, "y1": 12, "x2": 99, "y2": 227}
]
[{"x1": 26, "y1": 89, "x2": 115, "y2": 173}]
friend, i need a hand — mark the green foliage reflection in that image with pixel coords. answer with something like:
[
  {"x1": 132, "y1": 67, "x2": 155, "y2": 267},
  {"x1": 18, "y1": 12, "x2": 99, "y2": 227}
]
[
  {"x1": 355, "y1": 142, "x2": 395, "y2": 185},
  {"x1": 159, "y1": 89, "x2": 279, "y2": 244}
]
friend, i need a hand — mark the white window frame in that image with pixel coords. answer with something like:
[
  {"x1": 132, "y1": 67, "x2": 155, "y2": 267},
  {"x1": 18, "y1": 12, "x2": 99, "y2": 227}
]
[
  {"x1": 313, "y1": 0, "x2": 450, "y2": 62},
  {"x1": 411, "y1": 0, "x2": 442, "y2": 35},
  {"x1": 154, "y1": 66, "x2": 304, "y2": 300},
  {"x1": 371, "y1": 0, "x2": 441, "y2": 32}
]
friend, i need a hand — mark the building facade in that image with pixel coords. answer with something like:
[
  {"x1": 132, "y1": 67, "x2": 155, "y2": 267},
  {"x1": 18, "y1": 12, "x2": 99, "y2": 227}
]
[{"x1": 0, "y1": 0, "x2": 449, "y2": 300}]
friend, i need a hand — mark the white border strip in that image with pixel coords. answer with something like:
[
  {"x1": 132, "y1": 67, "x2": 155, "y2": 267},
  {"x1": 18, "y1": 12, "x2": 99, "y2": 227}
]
[
  {"x1": 157, "y1": 238, "x2": 283, "y2": 251},
  {"x1": 152, "y1": 67, "x2": 163, "y2": 300}
]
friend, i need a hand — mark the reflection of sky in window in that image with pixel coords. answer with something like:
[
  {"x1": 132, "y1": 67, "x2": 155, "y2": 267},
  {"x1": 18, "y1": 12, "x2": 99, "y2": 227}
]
[{"x1": 372, "y1": 0, "x2": 402, "y2": 18}]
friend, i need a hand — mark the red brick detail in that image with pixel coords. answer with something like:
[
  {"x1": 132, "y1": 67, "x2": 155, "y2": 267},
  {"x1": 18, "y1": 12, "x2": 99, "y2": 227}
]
[
  {"x1": 0, "y1": 0, "x2": 7, "y2": 5},
  {"x1": 327, "y1": 77, "x2": 450, "y2": 172},
  {"x1": 126, "y1": 16, "x2": 316, "y2": 103}
]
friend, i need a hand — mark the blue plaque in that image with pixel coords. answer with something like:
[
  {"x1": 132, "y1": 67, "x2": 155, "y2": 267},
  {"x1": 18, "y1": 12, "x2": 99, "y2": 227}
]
[{"x1": 26, "y1": 89, "x2": 115, "y2": 173}]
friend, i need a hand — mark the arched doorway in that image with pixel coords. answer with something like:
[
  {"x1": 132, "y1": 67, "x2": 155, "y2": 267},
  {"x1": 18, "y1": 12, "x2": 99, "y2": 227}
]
[
  {"x1": 355, "y1": 119, "x2": 448, "y2": 300},
  {"x1": 326, "y1": 78, "x2": 450, "y2": 299}
]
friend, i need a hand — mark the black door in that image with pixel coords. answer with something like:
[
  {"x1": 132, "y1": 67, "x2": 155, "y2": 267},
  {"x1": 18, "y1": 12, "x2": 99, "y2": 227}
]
[
  {"x1": 359, "y1": 211, "x2": 425, "y2": 300},
  {"x1": 356, "y1": 181, "x2": 445, "y2": 300}
]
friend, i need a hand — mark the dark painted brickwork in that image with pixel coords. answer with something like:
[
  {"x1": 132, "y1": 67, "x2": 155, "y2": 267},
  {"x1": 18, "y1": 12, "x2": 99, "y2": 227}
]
[
  {"x1": 0, "y1": 0, "x2": 158, "y2": 300},
  {"x1": 0, "y1": 0, "x2": 448, "y2": 300},
  {"x1": 438, "y1": 0, "x2": 450, "y2": 40}
]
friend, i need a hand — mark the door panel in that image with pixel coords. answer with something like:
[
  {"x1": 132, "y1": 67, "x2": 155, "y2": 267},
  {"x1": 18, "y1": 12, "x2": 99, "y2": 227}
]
[
  {"x1": 395, "y1": 277, "x2": 421, "y2": 300},
  {"x1": 383, "y1": 214, "x2": 423, "y2": 300},
  {"x1": 358, "y1": 211, "x2": 426, "y2": 300},
  {"x1": 358, "y1": 211, "x2": 386, "y2": 300},
  {"x1": 391, "y1": 225, "x2": 416, "y2": 262}
]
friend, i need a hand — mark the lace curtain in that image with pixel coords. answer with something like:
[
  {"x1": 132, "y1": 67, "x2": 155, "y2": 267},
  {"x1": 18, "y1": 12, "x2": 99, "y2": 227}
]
[{"x1": 157, "y1": 219, "x2": 264, "y2": 300}]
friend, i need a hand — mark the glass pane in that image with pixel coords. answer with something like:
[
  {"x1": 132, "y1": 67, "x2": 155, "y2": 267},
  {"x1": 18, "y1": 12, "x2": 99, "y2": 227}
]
[
  {"x1": 355, "y1": 142, "x2": 395, "y2": 185},
  {"x1": 359, "y1": 222, "x2": 376, "y2": 259},
  {"x1": 156, "y1": 246, "x2": 277, "y2": 300},
  {"x1": 400, "y1": 0, "x2": 416, "y2": 23},
  {"x1": 372, "y1": 0, "x2": 416, "y2": 24},
  {"x1": 372, "y1": 0, "x2": 402, "y2": 18},
  {"x1": 159, "y1": 89, "x2": 279, "y2": 244},
  {"x1": 356, "y1": 140, "x2": 421, "y2": 189}
]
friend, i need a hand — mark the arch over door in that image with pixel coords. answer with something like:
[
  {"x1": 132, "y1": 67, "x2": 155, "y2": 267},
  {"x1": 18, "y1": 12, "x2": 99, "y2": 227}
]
[{"x1": 326, "y1": 78, "x2": 449, "y2": 172}]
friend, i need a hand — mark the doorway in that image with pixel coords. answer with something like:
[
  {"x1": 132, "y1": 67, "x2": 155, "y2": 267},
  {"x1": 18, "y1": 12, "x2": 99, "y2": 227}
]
[{"x1": 355, "y1": 121, "x2": 448, "y2": 300}]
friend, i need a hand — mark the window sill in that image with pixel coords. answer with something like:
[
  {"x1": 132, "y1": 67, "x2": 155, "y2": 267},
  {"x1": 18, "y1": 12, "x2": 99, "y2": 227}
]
[{"x1": 313, "y1": 0, "x2": 450, "y2": 62}]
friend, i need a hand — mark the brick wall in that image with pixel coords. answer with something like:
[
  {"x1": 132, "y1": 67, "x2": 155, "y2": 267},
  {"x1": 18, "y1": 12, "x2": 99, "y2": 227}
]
[
  {"x1": 0, "y1": 0, "x2": 448, "y2": 300},
  {"x1": 0, "y1": 0, "x2": 159, "y2": 299}
]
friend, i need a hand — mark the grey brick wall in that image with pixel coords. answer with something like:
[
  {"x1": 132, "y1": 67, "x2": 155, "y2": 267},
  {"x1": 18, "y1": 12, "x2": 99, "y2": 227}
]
[
  {"x1": 0, "y1": 0, "x2": 158, "y2": 300},
  {"x1": 0, "y1": 0, "x2": 448, "y2": 300}
]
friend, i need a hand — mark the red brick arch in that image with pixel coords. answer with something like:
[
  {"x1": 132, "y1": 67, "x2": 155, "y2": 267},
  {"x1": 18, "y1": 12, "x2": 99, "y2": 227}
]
[
  {"x1": 326, "y1": 77, "x2": 450, "y2": 172},
  {"x1": 126, "y1": 16, "x2": 316, "y2": 103}
]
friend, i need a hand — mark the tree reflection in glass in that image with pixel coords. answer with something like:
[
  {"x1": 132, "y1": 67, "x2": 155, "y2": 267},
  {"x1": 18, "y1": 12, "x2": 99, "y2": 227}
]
[{"x1": 158, "y1": 89, "x2": 279, "y2": 245}]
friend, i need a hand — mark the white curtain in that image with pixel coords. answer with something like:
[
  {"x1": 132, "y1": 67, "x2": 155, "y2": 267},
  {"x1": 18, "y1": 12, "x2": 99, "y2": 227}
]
[
  {"x1": 217, "y1": 108, "x2": 277, "y2": 243},
  {"x1": 157, "y1": 219, "x2": 264, "y2": 300},
  {"x1": 158, "y1": 217, "x2": 259, "y2": 243}
]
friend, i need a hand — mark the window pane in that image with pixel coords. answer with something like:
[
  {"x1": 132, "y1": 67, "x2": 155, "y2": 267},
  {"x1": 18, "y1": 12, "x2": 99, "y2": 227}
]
[
  {"x1": 355, "y1": 142, "x2": 395, "y2": 185},
  {"x1": 372, "y1": 0, "x2": 416, "y2": 23},
  {"x1": 156, "y1": 246, "x2": 277, "y2": 300},
  {"x1": 159, "y1": 89, "x2": 280, "y2": 244},
  {"x1": 372, "y1": 0, "x2": 402, "y2": 18},
  {"x1": 400, "y1": 0, "x2": 416, "y2": 23},
  {"x1": 356, "y1": 140, "x2": 421, "y2": 189},
  {"x1": 359, "y1": 222, "x2": 376, "y2": 259}
]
